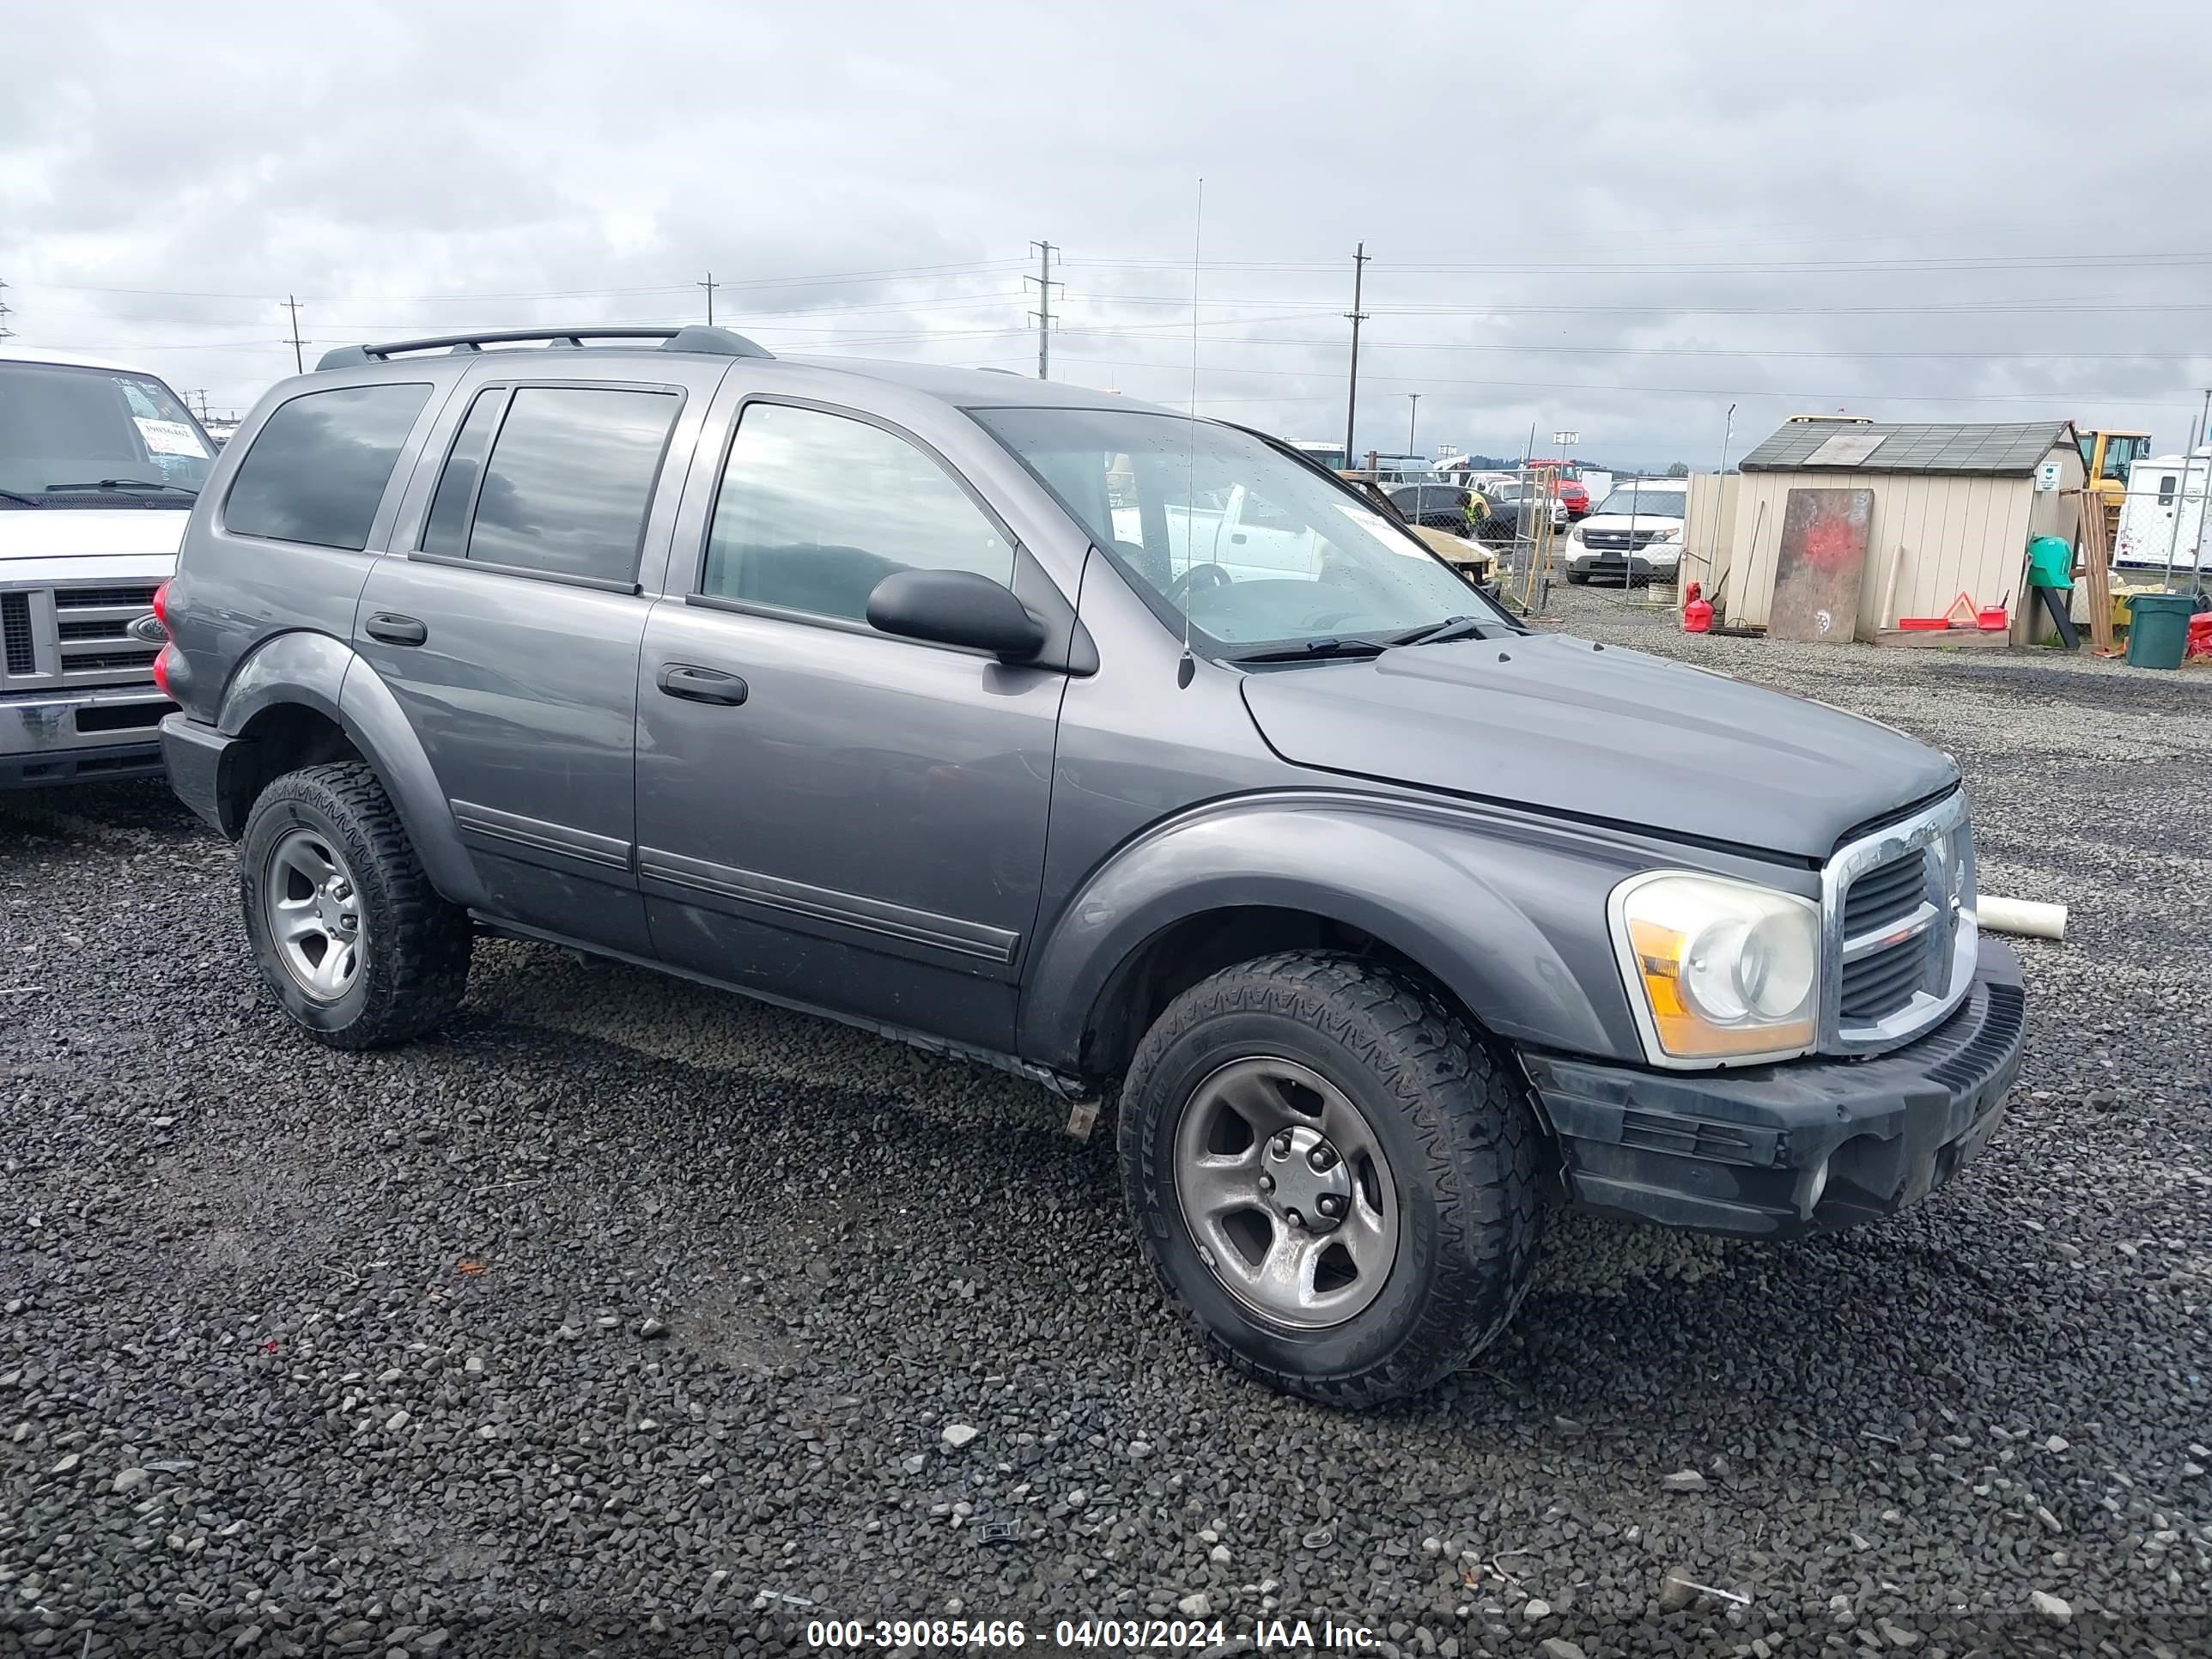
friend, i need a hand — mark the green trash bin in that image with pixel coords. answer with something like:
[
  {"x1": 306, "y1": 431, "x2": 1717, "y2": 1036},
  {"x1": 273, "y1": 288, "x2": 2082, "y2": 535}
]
[{"x1": 2125, "y1": 592, "x2": 2196, "y2": 670}]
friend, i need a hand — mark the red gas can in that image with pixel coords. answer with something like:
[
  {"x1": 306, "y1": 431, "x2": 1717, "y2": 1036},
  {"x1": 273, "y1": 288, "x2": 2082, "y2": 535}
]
[{"x1": 1682, "y1": 580, "x2": 1712, "y2": 634}]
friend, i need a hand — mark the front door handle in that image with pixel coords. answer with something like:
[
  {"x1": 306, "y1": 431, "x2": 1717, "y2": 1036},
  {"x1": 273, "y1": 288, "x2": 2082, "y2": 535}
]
[
  {"x1": 365, "y1": 612, "x2": 428, "y2": 647},
  {"x1": 657, "y1": 663, "x2": 749, "y2": 706}
]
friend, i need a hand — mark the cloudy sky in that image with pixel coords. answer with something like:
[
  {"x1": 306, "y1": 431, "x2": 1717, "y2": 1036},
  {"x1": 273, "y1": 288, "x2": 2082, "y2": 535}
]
[{"x1": 7, "y1": 0, "x2": 2211, "y2": 469}]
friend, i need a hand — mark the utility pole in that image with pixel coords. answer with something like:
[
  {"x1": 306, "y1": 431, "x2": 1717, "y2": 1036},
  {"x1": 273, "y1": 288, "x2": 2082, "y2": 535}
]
[
  {"x1": 1405, "y1": 393, "x2": 1421, "y2": 454},
  {"x1": 697, "y1": 270, "x2": 720, "y2": 326},
  {"x1": 2196, "y1": 386, "x2": 2211, "y2": 453},
  {"x1": 188, "y1": 388, "x2": 210, "y2": 422},
  {"x1": 282, "y1": 295, "x2": 307, "y2": 374},
  {"x1": 1026, "y1": 241, "x2": 1060, "y2": 380},
  {"x1": 1341, "y1": 242, "x2": 1369, "y2": 470},
  {"x1": 0, "y1": 277, "x2": 12, "y2": 342}
]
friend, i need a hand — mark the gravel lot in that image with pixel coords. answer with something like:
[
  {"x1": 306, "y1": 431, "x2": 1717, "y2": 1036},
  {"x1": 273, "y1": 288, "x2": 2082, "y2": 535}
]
[{"x1": 4, "y1": 592, "x2": 2209, "y2": 1658}]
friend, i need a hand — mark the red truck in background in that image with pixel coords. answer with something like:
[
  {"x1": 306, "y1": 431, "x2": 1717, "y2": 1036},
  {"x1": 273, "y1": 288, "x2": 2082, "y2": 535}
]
[{"x1": 1525, "y1": 459, "x2": 1592, "y2": 520}]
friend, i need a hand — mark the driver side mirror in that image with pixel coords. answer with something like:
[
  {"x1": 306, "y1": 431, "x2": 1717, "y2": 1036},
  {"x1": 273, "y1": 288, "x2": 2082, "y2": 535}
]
[{"x1": 866, "y1": 568, "x2": 1048, "y2": 663}]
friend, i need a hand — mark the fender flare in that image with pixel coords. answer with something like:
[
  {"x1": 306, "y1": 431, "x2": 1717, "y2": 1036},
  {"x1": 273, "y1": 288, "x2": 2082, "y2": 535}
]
[
  {"x1": 217, "y1": 630, "x2": 485, "y2": 908},
  {"x1": 1018, "y1": 792, "x2": 1647, "y2": 1073}
]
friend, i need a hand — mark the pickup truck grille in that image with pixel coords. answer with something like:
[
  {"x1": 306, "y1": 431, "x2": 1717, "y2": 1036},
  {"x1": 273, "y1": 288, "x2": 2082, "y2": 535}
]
[
  {"x1": 0, "y1": 580, "x2": 162, "y2": 692},
  {"x1": 2, "y1": 592, "x2": 33, "y2": 674}
]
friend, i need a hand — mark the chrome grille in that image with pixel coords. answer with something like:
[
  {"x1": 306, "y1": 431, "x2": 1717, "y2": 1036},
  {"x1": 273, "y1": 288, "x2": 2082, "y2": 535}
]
[
  {"x1": 1582, "y1": 527, "x2": 1673, "y2": 551},
  {"x1": 0, "y1": 580, "x2": 161, "y2": 691},
  {"x1": 1, "y1": 592, "x2": 32, "y2": 674},
  {"x1": 1822, "y1": 794, "x2": 1977, "y2": 1054},
  {"x1": 1842, "y1": 852, "x2": 1927, "y2": 937},
  {"x1": 1840, "y1": 929, "x2": 1929, "y2": 1021}
]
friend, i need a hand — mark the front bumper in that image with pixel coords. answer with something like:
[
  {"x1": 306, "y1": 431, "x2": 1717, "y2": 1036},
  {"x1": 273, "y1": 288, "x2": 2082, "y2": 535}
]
[
  {"x1": 1568, "y1": 547, "x2": 1682, "y2": 580},
  {"x1": 1524, "y1": 937, "x2": 2025, "y2": 1238},
  {"x1": 1, "y1": 686, "x2": 174, "y2": 789}
]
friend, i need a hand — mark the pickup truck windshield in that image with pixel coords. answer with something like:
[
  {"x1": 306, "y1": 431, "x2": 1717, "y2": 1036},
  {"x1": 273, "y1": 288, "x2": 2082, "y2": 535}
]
[
  {"x1": 974, "y1": 406, "x2": 1503, "y2": 651},
  {"x1": 0, "y1": 362, "x2": 217, "y2": 505}
]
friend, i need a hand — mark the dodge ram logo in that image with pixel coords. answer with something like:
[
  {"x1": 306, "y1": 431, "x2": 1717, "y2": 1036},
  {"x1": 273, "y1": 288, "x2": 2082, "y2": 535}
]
[{"x1": 127, "y1": 613, "x2": 167, "y2": 645}]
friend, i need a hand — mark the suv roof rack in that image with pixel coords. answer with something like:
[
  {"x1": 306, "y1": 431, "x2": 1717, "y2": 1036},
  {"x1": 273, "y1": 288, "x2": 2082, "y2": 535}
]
[{"x1": 314, "y1": 325, "x2": 772, "y2": 373}]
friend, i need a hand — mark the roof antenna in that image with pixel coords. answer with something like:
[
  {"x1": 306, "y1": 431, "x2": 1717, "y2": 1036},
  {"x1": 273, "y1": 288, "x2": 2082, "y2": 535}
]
[{"x1": 1178, "y1": 176, "x2": 1205, "y2": 690}]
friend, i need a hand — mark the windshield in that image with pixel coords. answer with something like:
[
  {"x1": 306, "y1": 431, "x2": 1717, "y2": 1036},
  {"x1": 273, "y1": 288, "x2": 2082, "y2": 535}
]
[
  {"x1": 1595, "y1": 486, "x2": 1687, "y2": 520},
  {"x1": 0, "y1": 362, "x2": 216, "y2": 504},
  {"x1": 974, "y1": 407, "x2": 1506, "y2": 651}
]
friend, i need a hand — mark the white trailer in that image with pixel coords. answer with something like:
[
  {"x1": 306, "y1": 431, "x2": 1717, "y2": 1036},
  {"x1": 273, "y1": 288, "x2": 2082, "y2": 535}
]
[{"x1": 2112, "y1": 448, "x2": 2210, "y2": 572}]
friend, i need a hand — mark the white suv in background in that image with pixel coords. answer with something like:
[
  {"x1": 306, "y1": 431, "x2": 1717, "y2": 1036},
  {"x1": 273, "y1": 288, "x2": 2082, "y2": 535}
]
[
  {"x1": 1, "y1": 347, "x2": 218, "y2": 787},
  {"x1": 1563, "y1": 478, "x2": 1690, "y2": 586}
]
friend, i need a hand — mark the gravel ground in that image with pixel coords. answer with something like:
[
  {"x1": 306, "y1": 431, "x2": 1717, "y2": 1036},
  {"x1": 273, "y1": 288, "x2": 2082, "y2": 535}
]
[{"x1": 3, "y1": 597, "x2": 2209, "y2": 1658}]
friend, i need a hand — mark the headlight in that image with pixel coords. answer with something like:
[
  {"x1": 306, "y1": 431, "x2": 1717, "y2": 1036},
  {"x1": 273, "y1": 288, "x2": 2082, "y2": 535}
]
[
  {"x1": 1608, "y1": 872, "x2": 1820, "y2": 1064},
  {"x1": 1568, "y1": 527, "x2": 1586, "y2": 544},
  {"x1": 1645, "y1": 526, "x2": 1681, "y2": 543}
]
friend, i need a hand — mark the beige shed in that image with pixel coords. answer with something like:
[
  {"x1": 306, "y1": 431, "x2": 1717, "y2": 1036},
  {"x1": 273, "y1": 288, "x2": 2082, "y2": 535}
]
[{"x1": 1715, "y1": 420, "x2": 2084, "y2": 641}]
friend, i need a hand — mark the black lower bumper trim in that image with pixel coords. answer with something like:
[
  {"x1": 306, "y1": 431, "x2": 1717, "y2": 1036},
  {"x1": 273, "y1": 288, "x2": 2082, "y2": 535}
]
[
  {"x1": 1524, "y1": 937, "x2": 2025, "y2": 1238},
  {"x1": 0, "y1": 742, "x2": 166, "y2": 790},
  {"x1": 158, "y1": 713, "x2": 248, "y2": 833}
]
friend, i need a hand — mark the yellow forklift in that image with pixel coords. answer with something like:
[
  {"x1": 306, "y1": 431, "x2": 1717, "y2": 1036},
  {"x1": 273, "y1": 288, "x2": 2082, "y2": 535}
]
[{"x1": 2078, "y1": 428, "x2": 2155, "y2": 543}]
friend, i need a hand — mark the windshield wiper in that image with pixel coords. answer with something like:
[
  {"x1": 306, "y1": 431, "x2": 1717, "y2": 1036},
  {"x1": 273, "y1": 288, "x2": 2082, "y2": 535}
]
[
  {"x1": 42, "y1": 477, "x2": 198, "y2": 498},
  {"x1": 0, "y1": 487, "x2": 43, "y2": 507},
  {"x1": 1389, "y1": 614, "x2": 1496, "y2": 647},
  {"x1": 1234, "y1": 636, "x2": 1389, "y2": 665}
]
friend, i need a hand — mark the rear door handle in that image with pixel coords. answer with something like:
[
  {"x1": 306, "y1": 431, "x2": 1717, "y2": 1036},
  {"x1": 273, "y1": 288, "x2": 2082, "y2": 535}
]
[
  {"x1": 657, "y1": 663, "x2": 749, "y2": 706},
  {"x1": 365, "y1": 612, "x2": 428, "y2": 647}
]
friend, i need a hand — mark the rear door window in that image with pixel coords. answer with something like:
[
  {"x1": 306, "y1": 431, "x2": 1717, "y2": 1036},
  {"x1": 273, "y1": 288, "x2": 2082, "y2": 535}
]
[
  {"x1": 420, "y1": 389, "x2": 504, "y2": 557},
  {"x1": 432, "y1": 386, "x2": 679, "y2": 584},
  {"x1": 224, "y1": 383, "x2": 433, "y2": 550}
]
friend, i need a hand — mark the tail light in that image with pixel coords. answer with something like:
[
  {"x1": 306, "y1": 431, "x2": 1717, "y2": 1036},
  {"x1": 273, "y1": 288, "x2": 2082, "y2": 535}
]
[
  {"x1": 153, "y1": 643, "x2": 178, "y2": 698},
  {"x1": 152, "y1": 579, "x2": 170, "y2": 627}
]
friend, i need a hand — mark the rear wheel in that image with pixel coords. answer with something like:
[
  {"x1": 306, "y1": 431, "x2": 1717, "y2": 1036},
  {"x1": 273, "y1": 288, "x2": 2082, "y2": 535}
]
[
  {"x1": 1118, "y1": 951, "x2": 1541, "y2": 1407},
  {"x1": 239, "y1": 762, "x2": 471, "y2": 1049}
]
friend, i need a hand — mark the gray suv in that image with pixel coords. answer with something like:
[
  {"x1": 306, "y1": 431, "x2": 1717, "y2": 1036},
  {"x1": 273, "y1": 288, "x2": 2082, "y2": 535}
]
[{"x1": 157, "y1": 326, "x2": 2025, "y2": 1405}]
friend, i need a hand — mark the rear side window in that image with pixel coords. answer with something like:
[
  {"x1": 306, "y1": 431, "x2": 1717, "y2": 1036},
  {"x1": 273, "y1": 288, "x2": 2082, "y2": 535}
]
[
  {"x1": 420, "y1": 389, "x2": 503, "y2": 557},
  {"x1": 702, "y1": 401, "x2": 1013, "y2": 623},
  {"x1": 442, "y1": 386, "x2": 679, "y2": 583},
  {"x1": 225, "y1": 384, "x2": 432, "y2": 550}
]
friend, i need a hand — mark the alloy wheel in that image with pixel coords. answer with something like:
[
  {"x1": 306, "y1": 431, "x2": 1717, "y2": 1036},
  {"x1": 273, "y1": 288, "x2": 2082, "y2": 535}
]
[{"x1": 263, "y1": 827, "x2": 365, "y2": 1002}]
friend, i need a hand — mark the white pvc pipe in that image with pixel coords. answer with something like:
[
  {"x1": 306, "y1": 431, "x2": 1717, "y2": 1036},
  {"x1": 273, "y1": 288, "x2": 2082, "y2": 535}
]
[{"x1": 1979, "y1": 896, "x2": 2067, "y2": 941}]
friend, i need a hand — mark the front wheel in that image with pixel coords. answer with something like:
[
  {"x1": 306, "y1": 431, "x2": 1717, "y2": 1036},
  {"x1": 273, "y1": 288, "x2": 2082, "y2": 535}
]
[{"x1": 1118, "y1": 952, "x2": 1541, "y2": 1407}]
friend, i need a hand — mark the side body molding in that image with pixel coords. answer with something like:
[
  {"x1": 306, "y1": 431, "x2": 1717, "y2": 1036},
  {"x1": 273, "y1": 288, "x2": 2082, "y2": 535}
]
[
  {"x1": 216, "y1": 629, "x2": 485, "y2": 909},
  {"x1": 1018, "y1": 791, "x2": 1667, "y2": 1075}
]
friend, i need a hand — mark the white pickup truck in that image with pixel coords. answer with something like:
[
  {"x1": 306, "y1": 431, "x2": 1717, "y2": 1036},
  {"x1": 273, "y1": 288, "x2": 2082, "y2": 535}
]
[
  {"x1": 2, "y1": 347, "x2": 217, "y2": 787},
  {"x1": 1116, "y1": 483, "x2": 1492, "y2": 586}
]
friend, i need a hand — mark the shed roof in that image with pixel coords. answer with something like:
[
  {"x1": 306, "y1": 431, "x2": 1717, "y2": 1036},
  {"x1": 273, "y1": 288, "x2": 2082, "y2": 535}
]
[{"x1": 1738, "y1": 420, "x2": 2075, "y2": 477}]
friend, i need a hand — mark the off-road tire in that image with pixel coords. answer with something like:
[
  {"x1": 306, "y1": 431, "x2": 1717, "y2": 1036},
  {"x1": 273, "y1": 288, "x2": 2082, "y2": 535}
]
[
  {"x1": 238, "y1": 762, "x2": 471, "y2": 1049},
  {"x1": 1118, "y1": 951, "x2": 1541, "y2": 1407}
]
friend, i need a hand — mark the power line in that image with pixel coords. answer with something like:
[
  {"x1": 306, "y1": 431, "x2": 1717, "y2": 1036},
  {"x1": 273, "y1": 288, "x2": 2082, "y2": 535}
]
[
  {"x1": 1051, "y1": 354, "x2": 2209, "y2": 407},
  {"x1": 1063, "y1": 248, "x2": 2212, "y2": 276},
  {"x1": 1025, "y1": 241, "x2": 1060, "y2": 380},
  {"x1": 14, "y1": 259, "x2": 1030, "y2": 304}
]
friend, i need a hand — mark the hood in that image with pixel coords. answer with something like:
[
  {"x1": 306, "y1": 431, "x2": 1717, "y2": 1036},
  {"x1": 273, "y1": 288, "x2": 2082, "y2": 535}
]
[
  {"x1": 0, "y1": 507, "x2": 191, "y2": 561},
  {"x1": 1238, "y1": 632, "x2": 1957, "y2": 860}
]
